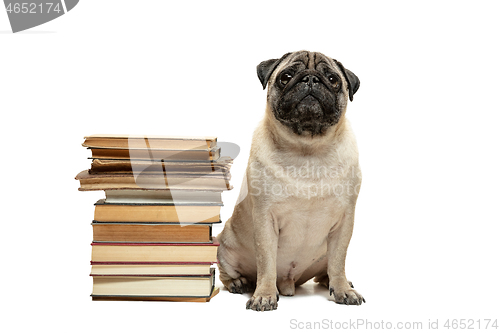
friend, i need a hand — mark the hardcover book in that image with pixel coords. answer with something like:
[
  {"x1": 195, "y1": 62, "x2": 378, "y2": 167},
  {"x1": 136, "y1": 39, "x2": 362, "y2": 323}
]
[
  {"x1": 91, "y1": 239, "x2": 220, "y2": 263},
  {"x1": 92, "y1": 222, "x2": 213, "y2": 243},
  {"x1": 91, "y1": 268, "x2": 216, "y2": 297},
  {"x1": 90, "y1": 263, "x2": 213, "y2": 276},
  {"x1": 76, "y1": 170, "x2": 232, "y2": 191},
  {"x1": 83, "y1": 134, "x2": 218, "y2": 150},
  {"x1": 93, "y1": 199, "x2": 222, "y2": 223}
]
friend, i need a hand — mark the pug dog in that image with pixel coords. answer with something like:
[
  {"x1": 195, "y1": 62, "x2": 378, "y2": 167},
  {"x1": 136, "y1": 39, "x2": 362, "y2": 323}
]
[{"x1": 217, "y1": 51, "x2": 363, "y2": 311}]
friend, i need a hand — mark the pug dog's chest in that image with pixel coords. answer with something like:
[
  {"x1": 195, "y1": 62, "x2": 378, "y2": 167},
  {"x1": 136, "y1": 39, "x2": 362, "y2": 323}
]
[{"x1": 255, "y1": 155, "x2": 352, "y2": 203}]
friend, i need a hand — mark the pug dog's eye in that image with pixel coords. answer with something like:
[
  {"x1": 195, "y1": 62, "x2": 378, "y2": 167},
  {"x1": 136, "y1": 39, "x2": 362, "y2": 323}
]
[
  {"x1": 328, "y1": 74, "x2": 340, "y2": 89},
  {"x1": 279, "y1": 72, "x2": 293, "y2": 86}
]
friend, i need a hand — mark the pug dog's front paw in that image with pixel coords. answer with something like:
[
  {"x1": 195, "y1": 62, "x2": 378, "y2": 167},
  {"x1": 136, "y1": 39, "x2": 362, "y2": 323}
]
[
  {"x1": 329, "y1": 277, "x2": 365, "y2": 305},
  {"x1": 330, "y1": 288, "x2": 365, "y2": 305},
  {"x1": 246, "y1": 290, "x2": 279, "y2": 311}
]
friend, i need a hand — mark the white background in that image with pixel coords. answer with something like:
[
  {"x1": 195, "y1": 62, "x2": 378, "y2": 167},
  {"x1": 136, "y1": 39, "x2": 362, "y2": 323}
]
[{"x1": 1, "y1": 1, "x2": 499, "y2": 331}]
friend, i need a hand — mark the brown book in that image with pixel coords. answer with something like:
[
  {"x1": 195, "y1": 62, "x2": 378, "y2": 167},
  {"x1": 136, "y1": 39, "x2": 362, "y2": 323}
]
[
  {"x1": 75, "y1": 170, "x2": 232, "y2": 191},
  {"x1": 90, "y1": 240, "x2": 219, "y2": 263},
  {"x1": 83, "y1": 134, "x2": 217, "y2": 150},
  {"x1": 93, "y1": 200, "x2": 221, "y2": 223},
  {"x1": 92, "y1": 222, "x2": 212, "y2": 243},
  {"x1": 91, "y1": 268, "x2": 215, "y2": 298}
]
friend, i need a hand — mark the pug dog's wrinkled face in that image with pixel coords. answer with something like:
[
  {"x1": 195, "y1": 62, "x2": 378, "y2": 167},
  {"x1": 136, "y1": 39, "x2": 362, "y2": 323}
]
[{"x1": 257, "y1": 51, "x2": 360, "y2": 136}]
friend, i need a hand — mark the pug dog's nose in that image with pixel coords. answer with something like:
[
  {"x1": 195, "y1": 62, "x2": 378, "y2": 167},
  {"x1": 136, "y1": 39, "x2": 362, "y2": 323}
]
[{"x1": 301, "y1": 74, "x2": 320, "y2": 85}]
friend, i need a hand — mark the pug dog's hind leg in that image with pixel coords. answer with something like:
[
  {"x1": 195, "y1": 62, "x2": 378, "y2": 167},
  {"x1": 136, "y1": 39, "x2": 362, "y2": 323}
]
[
  {"x1": 277, "y1": 276, "x2": 296, "y2": 296},
  {"x1": 217, "y1": 229, "x2": 255, "y2": 294},
  {"x1": 327, "y1": 209, "x2": 365, "y2": 305},
  {"x1": 218, "y1": 260, "x2": 255, "y2": 294}
]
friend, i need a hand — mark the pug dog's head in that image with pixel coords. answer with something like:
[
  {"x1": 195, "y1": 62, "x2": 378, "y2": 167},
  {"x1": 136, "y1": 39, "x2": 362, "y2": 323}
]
[{"x1": 257, "y1": 51, "x2": 360, "y2": 136}]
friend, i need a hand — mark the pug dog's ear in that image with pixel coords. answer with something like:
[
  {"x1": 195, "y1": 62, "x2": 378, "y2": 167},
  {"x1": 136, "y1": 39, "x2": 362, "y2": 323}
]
[
  {"x1": 333, "y1": 59, "x2": 360, "y2": 102},
  {"x1": 257, "y1": 53, "x2": 291, "y2": 90}
]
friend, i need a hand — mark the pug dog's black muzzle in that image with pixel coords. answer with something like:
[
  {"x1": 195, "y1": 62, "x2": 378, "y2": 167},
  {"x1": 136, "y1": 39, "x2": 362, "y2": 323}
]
[{"x1": 273, "y1": 69, "x2": 341, "y2": 136}]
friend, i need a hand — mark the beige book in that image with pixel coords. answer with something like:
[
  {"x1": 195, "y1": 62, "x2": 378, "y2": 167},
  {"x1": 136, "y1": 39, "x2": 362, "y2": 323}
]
[
  {"x1": 91, "y1": 241, "x2": 219, "y2": 263},
  {"x1": 91, "y1": 268, "x2": 215, "y2": 297},
  {"x1": 76, "y1": 170, "x2": 232, "y2": 191},
  {"x1": 90, "y1": 264, "x2": 212, "y2": 276},
  {"x1": 83, "y1": 134, "x2": 217, "y2": 150}
]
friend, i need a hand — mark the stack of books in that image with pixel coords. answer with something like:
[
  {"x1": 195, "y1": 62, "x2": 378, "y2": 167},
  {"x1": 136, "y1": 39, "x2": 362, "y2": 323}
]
[{"x1": 75, "y1": 135, "x2": 233, "y2": 302}]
